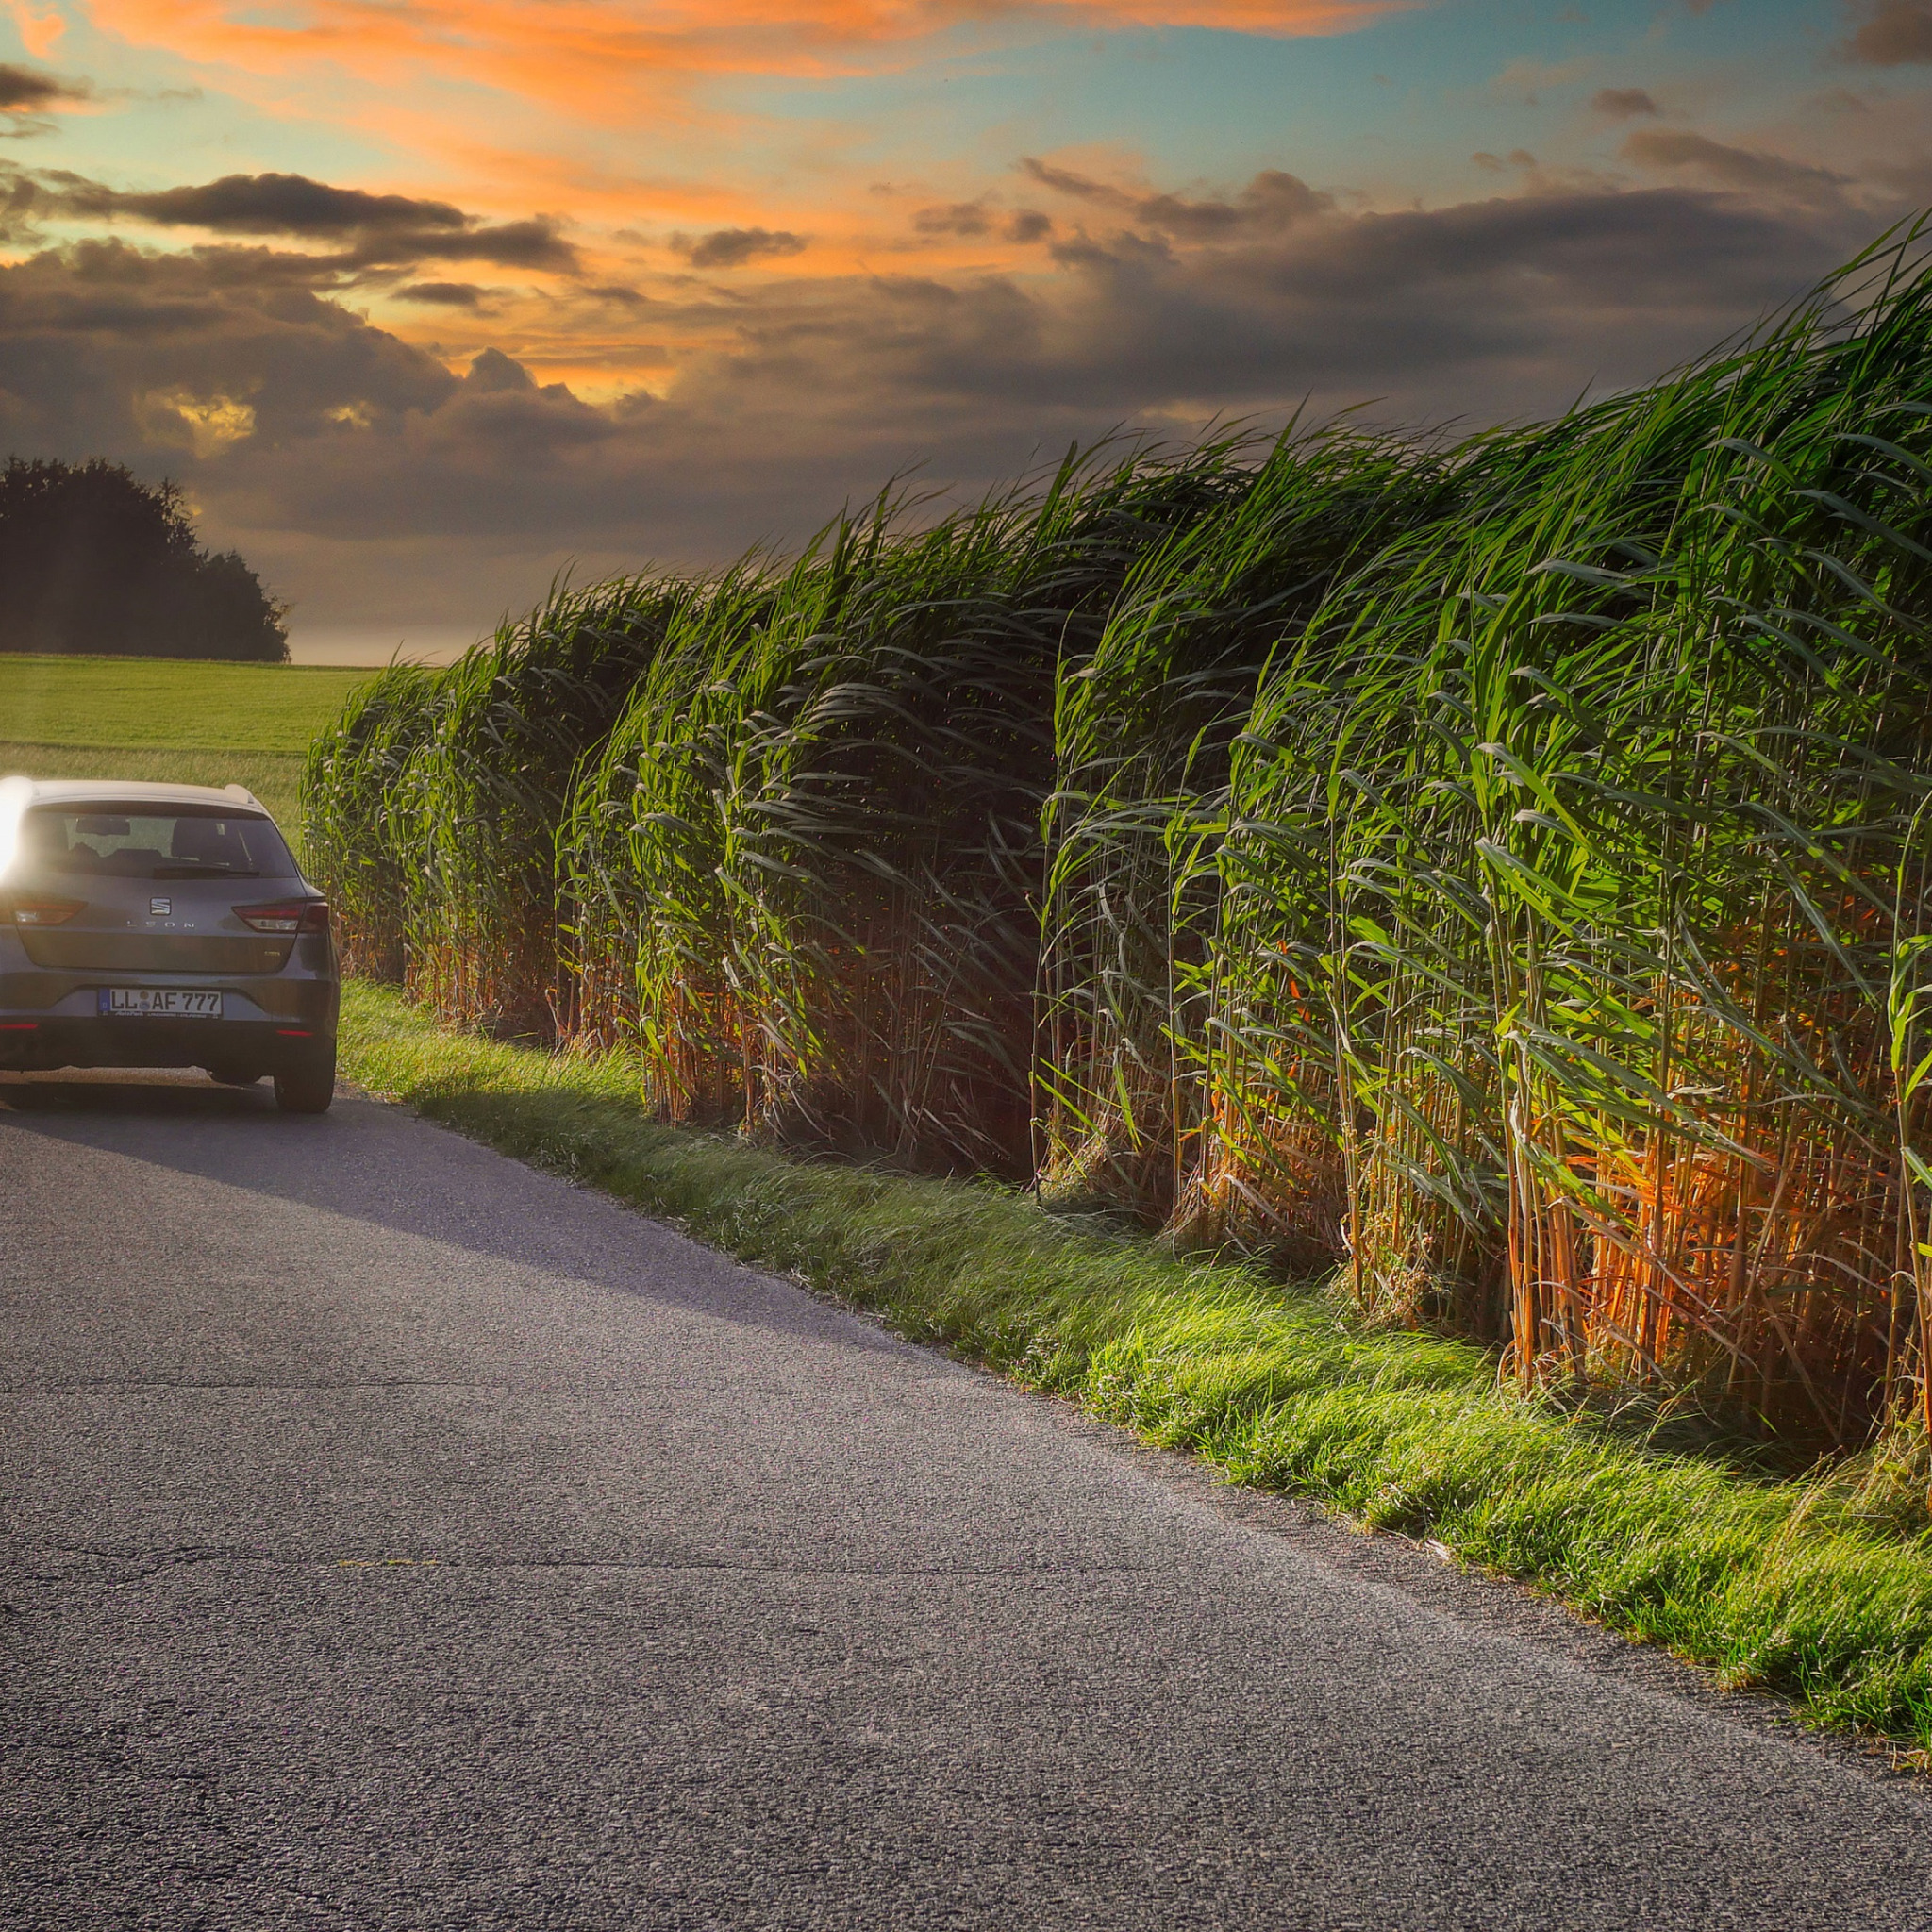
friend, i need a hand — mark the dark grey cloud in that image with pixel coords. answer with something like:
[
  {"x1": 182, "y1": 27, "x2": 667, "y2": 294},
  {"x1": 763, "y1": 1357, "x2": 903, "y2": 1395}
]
[
  {"x1": 675, "y1": 226, "x2": 808, "y2": 269},
  {"x1": 914, "y1": 201, "x2": 991, "y2": 237},
  {"x1": 1592, "y1": 87, "x2": 1659, "y2": 118},
  {"x1": 1015, "y1": 157, "x2": 1112, "y2": 201},
  {"x1": 395, "y1": 280, "x2": 488, "y2": 308},
  {"x1": 359, "y1": 215, "x2": 574, "y2": 273},
  {"x1": 0, "y1": 173, "x2": 1888, "y2": 641},
  {"x1": 1843, "y1": 0, "x2": 1932, "y2": 63},
  {"x1": 1006, "y1": 210, "x2": 1053, "y2": 243},
  {"x1": 49, "y1": 171, "x2": 468, "y2": 237},
  {"x1": 1621, "y1": 129, "x2": 1854, "y2": 208},
  {"x1": 0, "y1": 64, "x2": 88, "y2": 114},
  {"x1": 158, "y1": 243, "x2": 364, "y2": 292},
  {"x1": 0, "y1": 240, "x2": 458, "y2": 515},
  {"x1": 465, "y1": 346, "x2": 538, "y2": 391},
  {"x1": 0, "y1": 62, "x2": 90, "y2": 140},
  {"x1": 31, "y1": 169, "x2": 579, "y2": 272},
  {"x1": 1017, "y1": 159, "x2": 1330, "y2": 239},
  {"x1": 974, "y1": 187, "x2": 1854, "y2": 424}
]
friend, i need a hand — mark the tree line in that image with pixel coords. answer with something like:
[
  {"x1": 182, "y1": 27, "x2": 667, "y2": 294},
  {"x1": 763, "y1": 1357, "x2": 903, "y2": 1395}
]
[{"x1": 0, "y1": 457, "x2": 287, "y2": 661}]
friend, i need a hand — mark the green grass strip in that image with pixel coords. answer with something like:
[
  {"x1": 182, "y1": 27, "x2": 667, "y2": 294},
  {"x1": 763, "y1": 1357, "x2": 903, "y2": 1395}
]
[{"x1": 341, "y1": 977, "x2": 1932, "y2": 1749}]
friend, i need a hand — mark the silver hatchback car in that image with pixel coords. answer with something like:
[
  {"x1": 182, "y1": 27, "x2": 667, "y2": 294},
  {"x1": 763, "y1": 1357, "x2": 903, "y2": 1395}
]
[{"x1": 0, "y1": 777, "x2": 339, "y2": 1112}]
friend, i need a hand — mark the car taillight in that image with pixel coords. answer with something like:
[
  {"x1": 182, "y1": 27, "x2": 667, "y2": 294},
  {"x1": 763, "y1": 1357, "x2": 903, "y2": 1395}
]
[
  {"x1": 234, "y1": 898, "x2": 331, "y2": 935},
  {"x1": 8, "y1": 895, "x2": 83, "y2": 926}
]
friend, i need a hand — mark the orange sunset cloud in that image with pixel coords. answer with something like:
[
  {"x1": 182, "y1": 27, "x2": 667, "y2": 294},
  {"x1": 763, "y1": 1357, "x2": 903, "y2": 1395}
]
[{"x1": 89, "y1": 0, "x2": 1405, "y2": 108}]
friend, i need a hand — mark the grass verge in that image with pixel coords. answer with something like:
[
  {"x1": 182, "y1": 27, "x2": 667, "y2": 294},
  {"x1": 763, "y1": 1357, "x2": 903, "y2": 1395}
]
[{"x1": 341, "y1": 977, "x2": 1932, "y2": 1751}]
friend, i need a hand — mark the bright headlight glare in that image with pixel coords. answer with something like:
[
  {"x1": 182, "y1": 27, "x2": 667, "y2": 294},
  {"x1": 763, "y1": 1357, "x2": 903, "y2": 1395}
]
[{"x1": 0, "y1": 776, "x2": 34, "y2": 883}]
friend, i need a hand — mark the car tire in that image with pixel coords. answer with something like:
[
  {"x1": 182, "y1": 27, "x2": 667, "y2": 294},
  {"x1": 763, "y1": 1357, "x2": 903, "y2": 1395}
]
[
  {"x1": 208, "y1": 1065, "x2": 264, "y2": 1087},
  {"x1": 275, "y1": 1047, "x2": 336, "y2": 1114}
]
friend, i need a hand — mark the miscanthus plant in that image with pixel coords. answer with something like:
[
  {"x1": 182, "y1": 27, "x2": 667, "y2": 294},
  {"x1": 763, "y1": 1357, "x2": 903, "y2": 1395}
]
[
  {"x1": 303, "y1": 660, "x2": 437, "y2": 982},
  {"x1": 1209, "y1": 226, "x2": 1932, "y2": 1441},
  {"x1": 1038, "y1": 419, "x2": 1463, "y2": 1239},
  {"x1": 307, "y1": 580, "x2": 681, "y2": 1033},
  {"x1": 308, "y1": 219, "x2": 1932, "y2": 1449},
  {"x1": 565, "y1": 445, "x2": 1243, "y2": 1174}
]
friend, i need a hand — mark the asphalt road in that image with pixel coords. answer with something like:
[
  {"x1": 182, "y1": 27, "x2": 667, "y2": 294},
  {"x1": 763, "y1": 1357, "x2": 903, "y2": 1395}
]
[{"x1": 6, "y1": 1073, "x2": 1932, "y2": 1930}]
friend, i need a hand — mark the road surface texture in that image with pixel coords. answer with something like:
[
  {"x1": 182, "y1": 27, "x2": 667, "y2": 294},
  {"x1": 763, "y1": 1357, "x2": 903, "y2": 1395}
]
[{"x1": 6, "y1": 1071, "x2": 1932, "y2": 1931}]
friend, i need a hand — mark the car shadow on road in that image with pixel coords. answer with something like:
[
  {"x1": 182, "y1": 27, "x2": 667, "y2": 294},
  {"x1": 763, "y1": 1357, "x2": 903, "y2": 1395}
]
[
  {"x1": 0, "y1": 1069, "x2": 277, "y2": 1114},
  {"x1": 0, "y1": 1069, "x2": 917, "y2": 1358}
]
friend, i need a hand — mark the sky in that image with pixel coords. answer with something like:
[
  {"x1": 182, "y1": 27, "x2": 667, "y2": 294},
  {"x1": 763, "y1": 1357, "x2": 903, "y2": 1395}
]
[{"x1": 0, "y1": 1, "x2": 1926, "y2": 661}]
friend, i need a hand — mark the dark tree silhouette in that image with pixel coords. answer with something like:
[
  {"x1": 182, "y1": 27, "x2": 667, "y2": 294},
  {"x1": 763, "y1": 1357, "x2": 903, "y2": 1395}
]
[{"x1": 0, "y1": 458, "x2": 288, "y2": 661}]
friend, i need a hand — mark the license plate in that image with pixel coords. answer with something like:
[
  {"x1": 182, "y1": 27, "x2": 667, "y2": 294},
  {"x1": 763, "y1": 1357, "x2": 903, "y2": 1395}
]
[{"x1": 97, "y1": 989, "x2": 225, "y2": 1019}]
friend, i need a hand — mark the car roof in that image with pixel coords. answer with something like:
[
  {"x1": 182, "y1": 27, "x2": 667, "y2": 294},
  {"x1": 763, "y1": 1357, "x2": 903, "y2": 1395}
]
[{"x1": 8, "y1": 776, "x2": 269, "y2": 814}]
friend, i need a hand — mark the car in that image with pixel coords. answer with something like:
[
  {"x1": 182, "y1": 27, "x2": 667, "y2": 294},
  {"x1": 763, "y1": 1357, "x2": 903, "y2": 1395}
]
[{"x1": 0, "y1": 775, "x2": 339, "y2": 1113}]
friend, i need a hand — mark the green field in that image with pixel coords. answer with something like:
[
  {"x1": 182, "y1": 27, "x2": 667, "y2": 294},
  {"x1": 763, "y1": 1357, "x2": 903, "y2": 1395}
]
[{"x1": 0, "y1": 654, "x2": 372, "y2": 829}]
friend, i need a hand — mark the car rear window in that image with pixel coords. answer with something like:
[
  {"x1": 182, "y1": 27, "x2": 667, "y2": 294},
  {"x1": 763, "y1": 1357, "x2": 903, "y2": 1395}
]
[{"x1": 21, "y1": 805, "x2": 299, "y2": 881}]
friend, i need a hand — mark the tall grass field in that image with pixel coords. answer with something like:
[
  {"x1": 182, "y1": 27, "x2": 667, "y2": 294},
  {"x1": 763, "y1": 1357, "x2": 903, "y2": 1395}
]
[
  {"x1": 0, "y1": 654, "x2": 365, "y2": 826},
  {"x1": 308, "y1": 226, "x2": 1932, "y2": 1468}
]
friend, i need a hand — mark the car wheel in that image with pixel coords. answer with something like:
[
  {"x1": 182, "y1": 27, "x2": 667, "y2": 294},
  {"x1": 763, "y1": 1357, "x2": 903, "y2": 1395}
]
[
  {"x1": 208, "y1": 1064, "x2": 264, "y2": 1087},
  {"x1": 275, "y1": 1047, "x2": 337, "y2": 1114}
]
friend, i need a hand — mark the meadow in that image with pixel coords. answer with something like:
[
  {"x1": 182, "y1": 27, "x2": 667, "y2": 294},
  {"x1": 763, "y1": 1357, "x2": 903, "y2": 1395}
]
[{"x1": 0, "y1": 654, "x2": 366, "y2": 827}]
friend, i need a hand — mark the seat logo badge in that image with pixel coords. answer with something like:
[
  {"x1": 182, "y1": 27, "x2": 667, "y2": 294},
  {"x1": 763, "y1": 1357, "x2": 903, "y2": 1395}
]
[{"x1": 149, "y1": 897, "x2": 171, "y2": 916}]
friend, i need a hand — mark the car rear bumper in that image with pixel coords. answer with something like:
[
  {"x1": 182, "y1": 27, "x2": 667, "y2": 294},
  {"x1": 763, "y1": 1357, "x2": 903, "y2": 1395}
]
[
  {"x1": 0, "y1": 1013, "x2": 335, "y2": 1073},
  {"x1": 0, "y1": 1013, "x2": 334, "y2": 1073},
  {"x1": 0, "y1": 965, "x2": 338, "y2": 1073}
]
